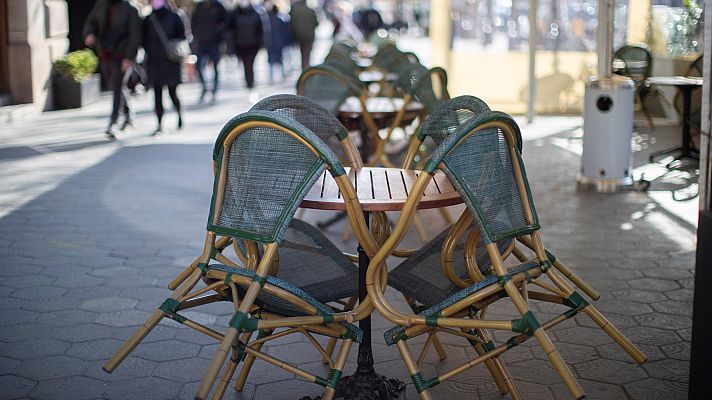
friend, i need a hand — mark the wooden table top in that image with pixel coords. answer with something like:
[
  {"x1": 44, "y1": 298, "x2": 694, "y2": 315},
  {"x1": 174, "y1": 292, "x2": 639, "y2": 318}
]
[
  {"x1": 301, "y1": 167, "x2": 463, "y2": 211},
  {"x1": 646, "y1": 76, "x2": 703, "y2": 87},
  {"x1": 338, "y1": 96, "x2": 424, "y2": 118}
]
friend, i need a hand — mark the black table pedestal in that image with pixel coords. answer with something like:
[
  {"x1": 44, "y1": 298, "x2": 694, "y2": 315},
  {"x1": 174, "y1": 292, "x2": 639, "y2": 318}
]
[{"x1": 302, "y1": 212, "x2": 406, "y2": 399}]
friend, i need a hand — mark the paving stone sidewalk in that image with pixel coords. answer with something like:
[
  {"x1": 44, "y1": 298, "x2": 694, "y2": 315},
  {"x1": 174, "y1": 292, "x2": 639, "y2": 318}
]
[{"x1": 0, "y1": 50, "x2": 697, "y2": 399}]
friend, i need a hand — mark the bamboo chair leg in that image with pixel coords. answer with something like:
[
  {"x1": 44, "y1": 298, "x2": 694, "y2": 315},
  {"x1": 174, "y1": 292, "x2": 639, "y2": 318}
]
[
  {"x1": 103, "y1": 269, "x2": 203, "y2": 373},
  {"x1": 437, "y1": 207, "x2": 453, "y2": 225},
  {"x1": 551, "y1": 258, "x2": 600, "y2": 301},
  {"x1": 515, "y1": 238, "x2": 600, "y2": 300},
  {"x1": 431, "y1": 334, "x2": 447, "y2": 361},
  {"x1": 491, "y1": 357, "x2": 522, "y2": 400},
  {"x1": 321, "y1": 339, "x2": 353, "y2": 400},
  {"x1": 234, "y1": 331, "x2": 263, "y2": 392},
  {"x1": 211, "y1": 350, "x2": 240, "y2": 400},
  {"x1": 497, "y1": 270, "x2": 583, "y2": 398},
  {"x1": 396, "y1": 340, "x2": 433, "y2": 400},
  {"x1": 103, "y1": 309, "x2": 164, "y2": 373},
  {"x1": 544, "y1": 268, "x2": 645, "y2": 364},
  {"x1": 412, "y1": 214, "x2": 429, "y2": 243},
  {"x1": 323, "y1": 338, "x2": 338, "y2": 364},
  {"x1": 581, "y1": 305, "x2": 647, "y2": 364},
  {"x1": 476, "y1": 343, "x2": 510, "y2": 395},
  {"x1": 196, "y1": 244, "x2": 276, "y2": 400}
]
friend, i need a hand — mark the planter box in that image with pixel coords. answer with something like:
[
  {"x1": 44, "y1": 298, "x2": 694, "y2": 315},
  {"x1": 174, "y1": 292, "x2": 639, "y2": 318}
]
[{"x1": 53, "y1": 73, "x2": 100, "y2": 109}]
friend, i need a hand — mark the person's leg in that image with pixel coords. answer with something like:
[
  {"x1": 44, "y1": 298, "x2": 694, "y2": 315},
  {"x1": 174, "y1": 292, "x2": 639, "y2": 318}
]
[
  {"x1": 243, "y1": 49, "x2": 257, "y2": 89},
  {"x1": 168, "y1": 84, "x2": 183, "y2": 129},
  {"x1": 195, "y1": 47, "x2": 209, "y2": 99},
  {"x1": 154, "y1": 84, "x2": 164, "y2": 133},
  {"x1": 299, "y1": 41, "x2": 313, "y2": 70},
  {"x1": 109, "y1": 59, "x2": 124, "y2": 127},
  {"x1": 210, "y1": 45, "x2": 221, "y2": 96}
]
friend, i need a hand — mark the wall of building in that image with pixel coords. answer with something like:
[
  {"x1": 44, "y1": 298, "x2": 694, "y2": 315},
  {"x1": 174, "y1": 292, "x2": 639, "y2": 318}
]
[{"x1": 7, "y1": 0, "x2": 69, "y2": 109}]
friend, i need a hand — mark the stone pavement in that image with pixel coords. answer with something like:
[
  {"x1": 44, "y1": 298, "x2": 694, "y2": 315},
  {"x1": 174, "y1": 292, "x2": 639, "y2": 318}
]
[{"x1": 0, "y1": 48, "x2": 697, "y2": 399}]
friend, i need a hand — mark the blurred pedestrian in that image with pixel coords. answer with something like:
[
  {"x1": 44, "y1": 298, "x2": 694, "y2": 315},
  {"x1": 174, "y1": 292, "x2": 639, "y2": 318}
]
[
  {"x1": 143, "y1": 0, "x2": 187, "y2": 134},
  {"x1": 264, "y1": 1, "x2": 289, "y2": 82},
  {"x1": 191, "y1": 0, "x2": 227, "y2": 102},
  {"x1": 83, "y1": 0, "x2": 141, "y2": 138},
  {"x1": 229, "y1": 1, "x2": 263, "y2": 90},
  {"x1": 289, "y1": 0, "x2": 318, "y2": 71}
]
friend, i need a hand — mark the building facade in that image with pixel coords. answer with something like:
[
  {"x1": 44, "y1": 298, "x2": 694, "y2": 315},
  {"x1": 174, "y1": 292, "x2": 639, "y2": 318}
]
[{"x1": 1, "y1": 0, "x2": 70, "y2": 109}]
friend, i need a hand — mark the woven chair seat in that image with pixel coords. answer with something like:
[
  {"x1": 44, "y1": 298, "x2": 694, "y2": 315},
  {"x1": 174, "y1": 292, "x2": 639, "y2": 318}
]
[
  {"x1": 384, "y1": 259, "x2": 541, "y2": 345},
  {"x1": 212, "y1": 218, "x2": 357, "y2": 309},
  {"x1": 389, "y1": 226, "x2": 512, "y2": 310}
]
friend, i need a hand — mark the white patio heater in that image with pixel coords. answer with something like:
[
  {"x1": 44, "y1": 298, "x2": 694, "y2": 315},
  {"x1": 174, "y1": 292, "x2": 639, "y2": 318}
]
[{"x1": 577, "y1": 0, "x2": 636, "y2": 192}]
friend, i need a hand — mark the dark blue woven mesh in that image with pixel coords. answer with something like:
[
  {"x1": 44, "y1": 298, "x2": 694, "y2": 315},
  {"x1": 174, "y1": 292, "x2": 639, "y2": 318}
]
[
  {"x1": 216, "y1": 128, "x2": 324, "y2": 242},
  {"x1": 210, "y1": 111, "x2": 345, "y2": 243},
  {"x1": 250, "y1": 94, "x2": 350, "y2": 162},
  {"x1": 395, "y1": 64, "x2": 448, "y2": 112},
  {"x1": 389, "y1": 226, "x2": 512, "y2": 309},
  {"x1": 297, "y1": 66, "x2": 360, "y2": 116},
  {"x1": 414, "y1": 95, "x2": 492, "y2": 154},
  {"x1": 439, "y1": 126, "x2": 530, "y2": 244}
]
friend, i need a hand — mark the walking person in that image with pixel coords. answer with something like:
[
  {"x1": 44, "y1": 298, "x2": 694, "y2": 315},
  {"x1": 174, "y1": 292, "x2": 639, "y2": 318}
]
[
  {"x1": 191, "y1": 0, "x2": 227, "y2": 102},
  {"x1": 229, "y1": 1, "x2": 263, "y2": 90},
  {"x1": 143, "y1": 0, "x2": 187, "y2": 135},
  {"x1": 289, "y1": 0, "x2": 318, "y2": 71},
  {"x1": 83, "y1": 0, "x2": 141, "y2": 138},
  {"x1": 264, "y1": 1, "x2": 289, "y2": 82}
]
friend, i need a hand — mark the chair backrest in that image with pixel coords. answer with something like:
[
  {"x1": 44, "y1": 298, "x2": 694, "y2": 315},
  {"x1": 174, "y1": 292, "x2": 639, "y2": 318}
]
[
  {"x1": 687, "y1": 54, "x2": 703, "y2": 77},
  {"x1": 297, "y1": 65, "x2": 362, "y2": 116},
  {"x1": 208, "y1": 110, "x2": 346, "y2": 244},
  {"x1": 330, "y1": 42, "x2": 356, "y2": 57},
  {"x1": 423, "y1": 112, "x2": 538, "y2": 244},
  {"x1": 396, "y1": 63, "x2": 450, "y2": 112},
  {"x1": 373, "y1": 43, "x2": 402, "y2": 70},
  {"x1": 414, "y1": 95, "x2": 497, "y2": 147},
  {"x1": 251, "y1": 94, "x2": 363, "y2": 167},
  {"x1": 613, "y1": 44, "x2": 652, "y2": 80},
  {"x1": 323, "y1": 53, "x2": 360, "y2": 78}
]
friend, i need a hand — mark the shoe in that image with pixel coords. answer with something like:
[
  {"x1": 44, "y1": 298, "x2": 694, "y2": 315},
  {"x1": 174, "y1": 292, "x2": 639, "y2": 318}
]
[
  {"x1": 210, "y1": 93, "x2": 217, "y2": 104},
  {"x1": 177, "y1": 114, "x2": 183, "y2": 130},
  {"x1": 151, "y1": 127, "x2": 162, "y2": 137},
  {"x1": 120, "y1": 119, "x2": 133, "y2": 131},
  {"x1": 199, "y1": 88, "x2": 207, "y2": 103},
  {"x1": 106, "y1": 123, "x2": 119, "y2": 139}
]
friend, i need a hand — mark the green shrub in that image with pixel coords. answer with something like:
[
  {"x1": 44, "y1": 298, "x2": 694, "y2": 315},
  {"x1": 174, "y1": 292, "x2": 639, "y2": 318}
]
[{"x1": 54, "y1": 49, "x2": 99, "y2": 83}]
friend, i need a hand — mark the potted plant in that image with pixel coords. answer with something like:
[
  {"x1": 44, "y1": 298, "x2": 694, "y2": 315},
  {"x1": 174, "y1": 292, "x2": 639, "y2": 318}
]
[{"x1": 53, "y1": 49, "x2": 100, "y2": 109}]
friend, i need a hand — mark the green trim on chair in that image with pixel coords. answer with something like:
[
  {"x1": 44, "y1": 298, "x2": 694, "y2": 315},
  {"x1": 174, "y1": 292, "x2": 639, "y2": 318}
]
[
  {"x1": 159, "y1": 298, "x2": 186, "y2": 324},
  {"x1": 411, "y1": 372, "x2": 427, "y2": 393},
  {"x1": 229, "y1": 311, "x2": 258, "y2": 333},
  {"x1": 326, "y1": 368, "x2": 343, "y2": 388},
  {"x1": 511, "y1": 311, "x2": 541, "y2": 336}
]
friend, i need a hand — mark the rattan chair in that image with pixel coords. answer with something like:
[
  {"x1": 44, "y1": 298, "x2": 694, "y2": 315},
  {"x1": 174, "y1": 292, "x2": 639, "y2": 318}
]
[
  {"x1": 367, "y1": 110, "x2": 647, "y2": 399},
  {"x1": 401, "y1": 95, "x2": 601, "y2": 300},
  {"x1": 103, "y1": 100, "x2": 379, "y2": 400},
  {"x1": 297, "y1": 64, "x2": 365, "y2": 117},
  {"x1": 613, "y1": 44, "x2": 656, "y2": 127}
]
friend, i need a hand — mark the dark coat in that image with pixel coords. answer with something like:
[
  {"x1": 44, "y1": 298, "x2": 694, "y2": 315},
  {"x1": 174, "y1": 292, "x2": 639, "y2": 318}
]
[
  {"x1": 229, "y1": 5, "x2": 263, "y2": 51},
  {"x1": 83, "y1": 0, "x2": 141, "y2": 60},
  {"x1": 267, "y1": 11, "x2": 289, "y2": 64},
  {"x1": 190, "y1": 0, "x2": 227, "y2": 49},
  {"x1": 143, "y1": 7, "x2": 186, "y2": 87},
  {"x1": 289, "y1": 1, "x2": 318, "y2": 44}
]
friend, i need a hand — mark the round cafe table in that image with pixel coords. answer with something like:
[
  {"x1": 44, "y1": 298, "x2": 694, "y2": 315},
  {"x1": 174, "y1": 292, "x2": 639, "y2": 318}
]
[{"x1": 300, "y1": 167, "x2": 462, "y2": 399}]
